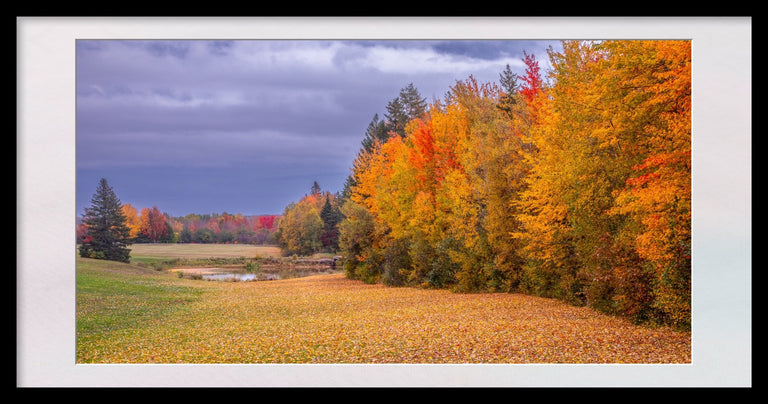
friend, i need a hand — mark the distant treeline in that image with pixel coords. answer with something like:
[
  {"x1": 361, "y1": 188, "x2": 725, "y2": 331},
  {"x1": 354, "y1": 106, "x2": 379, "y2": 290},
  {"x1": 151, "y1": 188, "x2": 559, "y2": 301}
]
[{"x1": 77, "y1": 207, "x2": 280, "y2": 245}]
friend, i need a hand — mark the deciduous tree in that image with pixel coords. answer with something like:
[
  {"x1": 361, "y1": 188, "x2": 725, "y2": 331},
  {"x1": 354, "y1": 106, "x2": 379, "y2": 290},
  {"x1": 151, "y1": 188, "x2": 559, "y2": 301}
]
[
  {"x1": 121, "y1": 203, "x2": 141, "y2": 241},
  {"x1": 332, "y1": 41, "x2": 691, "y2": 329},
  {"x1": 338, "y1": 199, "x2": 378, "y2": 283},
  {"x1": 139, "y1": 206, "x2": 169, "y2": 243},
  {"x1": 276, "y1": 196, "x2": 324, "y2": 256},
  {"x1": 605, "y1": 40, "x2": 692, "y2": 327}
]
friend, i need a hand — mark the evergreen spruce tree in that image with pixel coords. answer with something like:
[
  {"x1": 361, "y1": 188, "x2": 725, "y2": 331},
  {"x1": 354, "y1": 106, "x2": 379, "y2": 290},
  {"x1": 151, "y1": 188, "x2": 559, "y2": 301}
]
[
  {"x1": 78, "y1": 178, "x2": 131, "y2": 262},
  {"x1": 360, "y1": 113, "x2": 389, "y2": 154},
  {"x1": 340, "y1": 174, "x2": 356, "y2": 201},
  {"x1": 341, "y1": 83, "x2": 428, "y2": 205},
  {"x1": 320, "y1": 194, "x2": 342, "y2": 252},
  {"x1": 310, "y1": 180, "x2": 321, "y2": 197},
  {"x1": 384, "y1": 96, "x2": 409, "y2": 137},
  {"x1": 497, "y1": 64, "x2": 520, "y2": 118},
  {"x1": 398, "y1": 82, "x2": 428, "y2": 120},
  {"x1": 384, "y1": 83, "x2": 428, "y2": 137}
]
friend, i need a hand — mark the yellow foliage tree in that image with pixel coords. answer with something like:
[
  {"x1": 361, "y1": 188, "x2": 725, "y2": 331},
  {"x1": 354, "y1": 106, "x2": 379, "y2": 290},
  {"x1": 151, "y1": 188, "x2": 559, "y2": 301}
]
[
  {"x1": 443, "y1": 76, "x2": 528, "y2": 292},
  {"x1": 606, "y1": 40, "x2": 692, "y2": 327},
  {"x1": 121, "y1": 203, "x2": 141, "y2": 240},
  {"x1": 276, "y1": 198, "x2": 324, "y2": 256},
  {"x1": 336, "y1": 40, "x2": 690, "y2": 329}
]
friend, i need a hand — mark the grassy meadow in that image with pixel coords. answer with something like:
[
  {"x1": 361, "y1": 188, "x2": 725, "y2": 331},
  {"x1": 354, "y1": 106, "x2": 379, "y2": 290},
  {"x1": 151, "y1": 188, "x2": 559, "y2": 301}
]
[
  {"x1": 76, "y1": 244, "x2": 691, "y2": 364},
  {"x1": 127, "y1": 243, "x2": 282, "y2": 269},
  {"x1": 129, "y1": 243, "x2": 283, "y2": 259}
]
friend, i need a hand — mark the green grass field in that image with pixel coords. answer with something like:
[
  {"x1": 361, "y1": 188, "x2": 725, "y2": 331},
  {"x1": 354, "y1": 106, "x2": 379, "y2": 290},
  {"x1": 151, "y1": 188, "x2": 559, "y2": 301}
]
[
  {"x1": 76, "y1": 244, "x2": 692, "y2": 364},
  {"x1": 129, "y1": 243, "x2": 282, "y2": 259},
  {"x1": 124, "y1": 243, "x2": 282, "y2": 270}
]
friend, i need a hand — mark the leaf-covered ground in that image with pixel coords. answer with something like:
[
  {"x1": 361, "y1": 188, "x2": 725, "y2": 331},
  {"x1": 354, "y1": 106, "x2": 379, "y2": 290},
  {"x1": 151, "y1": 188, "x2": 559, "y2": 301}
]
[{"x1": 77, "y1": 258, "x2": 690, "y2": 364}]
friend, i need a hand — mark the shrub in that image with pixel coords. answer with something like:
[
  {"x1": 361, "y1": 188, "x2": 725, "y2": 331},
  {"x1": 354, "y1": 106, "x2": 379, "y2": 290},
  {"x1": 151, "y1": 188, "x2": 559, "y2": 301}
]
[
  {"x1": 88, "y1": 250, "x2": 106, "y2": 260},
  {"x1": 246, "y1": 260, "x2": 262, "y2": 274},
  {"x1": 355, "y1": 262, "x2": 381, "y2": 284},
  {"x1": 382, "y1": 239, "x2": 411, "y2": 287},
  {"x1": 427, "y1": 240, "x2": 459, "y2": 289}
]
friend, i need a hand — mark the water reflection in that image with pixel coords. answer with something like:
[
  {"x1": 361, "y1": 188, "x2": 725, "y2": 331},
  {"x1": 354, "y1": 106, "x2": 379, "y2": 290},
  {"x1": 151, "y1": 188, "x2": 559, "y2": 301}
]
[
  {"x1": 178, "y1": 262, "x2": 339, "y2": 282},
  {"x1": 202, "y1": 273, "x2": 280, "y2": 282}
]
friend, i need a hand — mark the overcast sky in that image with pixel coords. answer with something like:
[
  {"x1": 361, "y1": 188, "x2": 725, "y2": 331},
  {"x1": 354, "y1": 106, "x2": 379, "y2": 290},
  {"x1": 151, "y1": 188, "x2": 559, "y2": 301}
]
[{"x1": 76, "y1": 39, "x2": 561, "y2": 217}]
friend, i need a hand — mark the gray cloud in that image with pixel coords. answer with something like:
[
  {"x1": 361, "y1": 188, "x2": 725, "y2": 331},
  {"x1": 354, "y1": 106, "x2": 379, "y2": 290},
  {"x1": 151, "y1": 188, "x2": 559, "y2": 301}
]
[{"x1": 77, "y1": 39, "x2": 560, "y2": 216}]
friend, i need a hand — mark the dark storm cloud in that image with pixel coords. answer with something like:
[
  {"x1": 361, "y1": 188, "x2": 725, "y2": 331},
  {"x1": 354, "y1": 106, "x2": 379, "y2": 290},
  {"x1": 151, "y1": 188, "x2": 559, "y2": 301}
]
[
  {"x1": 431, "y1": 40, "x2": 554, "y2": 60},
  {"x1": 77, "y1": 39, "x2": 560, "y2": 216}
]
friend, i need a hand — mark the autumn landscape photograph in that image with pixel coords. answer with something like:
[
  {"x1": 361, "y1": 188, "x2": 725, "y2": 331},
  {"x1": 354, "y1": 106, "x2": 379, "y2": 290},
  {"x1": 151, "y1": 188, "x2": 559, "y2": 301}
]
[{"x1": 18, "y1": 17, "x2": 751, "y2": 387}]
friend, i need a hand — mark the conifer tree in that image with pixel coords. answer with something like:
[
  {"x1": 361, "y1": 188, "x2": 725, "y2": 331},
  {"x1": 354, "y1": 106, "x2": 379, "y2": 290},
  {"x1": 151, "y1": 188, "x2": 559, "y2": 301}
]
[
  {"x1": 342, "y1": 83, "x2": 428, "y2": 204},
  {"x1": 497, "y1": 64, "x2": 519, "y2": 118},
  {"x1": 384, "y1": 96, "x2": 409, "y2": 137},
  {"x1": 310, "y1": 181, "x2": 321, "y2": 197},
  {"x1": 398, "y1": 82, "x2": 428, "y2": 120},
  {"x1": 385, "y1": 83, "x2": 428, "y2": 137},
  {"x1": 78, "y1": 178, "x2": 131, "y2": 262},
  {"x1": 360, "y1": 113, "x2": 389, "y2": 154},
  {"x1": 320, "y1": 194, "x2": 342, "y2": 252}
]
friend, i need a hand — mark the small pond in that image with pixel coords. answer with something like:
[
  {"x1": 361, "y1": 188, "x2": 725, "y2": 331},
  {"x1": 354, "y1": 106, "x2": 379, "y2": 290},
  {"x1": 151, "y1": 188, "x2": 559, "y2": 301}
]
[
  {"x1": 202, "y1": 272, "x2": 279, "y2": 282},
  {"x1": 175, "y1": 261, "x2": 339, "y2": 282}
]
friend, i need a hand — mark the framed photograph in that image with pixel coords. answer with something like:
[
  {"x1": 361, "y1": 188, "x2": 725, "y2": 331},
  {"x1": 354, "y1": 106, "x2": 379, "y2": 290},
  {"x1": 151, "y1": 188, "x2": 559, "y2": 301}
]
[{"x1": 17, "y1": 16, "x2": 751, "y2": 388}]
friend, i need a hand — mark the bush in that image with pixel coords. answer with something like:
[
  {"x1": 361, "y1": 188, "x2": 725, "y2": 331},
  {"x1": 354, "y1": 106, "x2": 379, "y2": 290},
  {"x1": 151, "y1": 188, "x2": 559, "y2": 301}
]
[
  {"x1": 355, "y1": 262, "x2": 381, "y2": 285},
  {"x1": 342, "y1": 258, "x2": 358, "y2": 279},
  {"x1": 246, "y1": 260, "x2": 262, "y2": 274},
  {"x1": 407, "y1": 237, "x2": 434, "y2": 286},
  {"x1": 352, "y1": 247, "x2": 382, "y2": 284},
  {"x1": 426, "y1": 239, "x2": 459, "y2": 289},
  {"x1": 382, "y1": 239, "x2": 411, "y2": 287}
]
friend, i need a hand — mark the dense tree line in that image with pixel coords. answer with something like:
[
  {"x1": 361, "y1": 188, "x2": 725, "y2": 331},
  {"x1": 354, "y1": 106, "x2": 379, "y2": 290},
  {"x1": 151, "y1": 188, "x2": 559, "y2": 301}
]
[
  {"x1": 170, "y1": 212, "x2": 279, "y2": 245},
  {"x1": 336, "y1": 40, "x2": 691, "y2": 329},
  {"x1": 78, "y1": 196, "x2": 280, "y2": 247}
]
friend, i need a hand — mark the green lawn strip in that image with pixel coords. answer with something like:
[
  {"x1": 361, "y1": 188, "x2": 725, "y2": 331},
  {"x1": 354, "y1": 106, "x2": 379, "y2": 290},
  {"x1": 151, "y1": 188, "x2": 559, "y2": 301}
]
[{"x1": 76, "y1": 258, "x2": 207, "y2": 343}]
